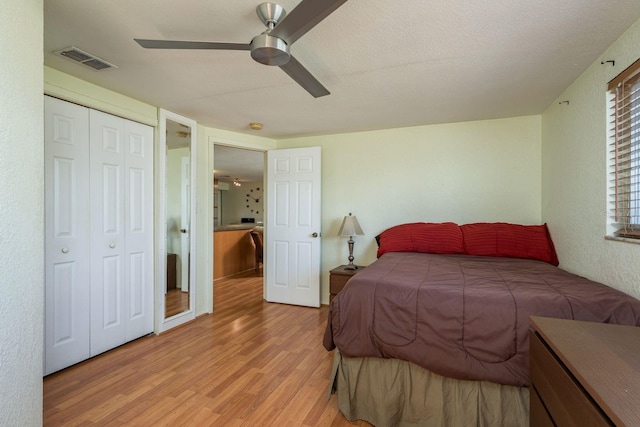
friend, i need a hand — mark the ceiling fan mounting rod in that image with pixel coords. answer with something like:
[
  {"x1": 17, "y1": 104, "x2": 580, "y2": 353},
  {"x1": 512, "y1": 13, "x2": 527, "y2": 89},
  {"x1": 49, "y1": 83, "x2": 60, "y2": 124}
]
[{"x1": 256, "y1": 2, "x2": 287, "y2": 29}]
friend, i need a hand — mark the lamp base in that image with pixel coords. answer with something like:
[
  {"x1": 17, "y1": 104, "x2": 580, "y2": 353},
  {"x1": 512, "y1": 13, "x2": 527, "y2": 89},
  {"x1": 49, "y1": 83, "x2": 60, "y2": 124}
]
[{"x1": 345, "y1": 237, "x2": 358, "y2": 271}]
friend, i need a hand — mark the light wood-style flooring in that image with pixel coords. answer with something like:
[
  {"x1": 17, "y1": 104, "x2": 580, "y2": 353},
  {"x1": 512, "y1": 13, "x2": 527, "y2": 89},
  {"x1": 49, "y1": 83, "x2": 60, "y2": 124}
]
[
  {"x1": 165, "y1": 288, "x2": 190, "y2": 318},
  {"x1": 44, "y1": 270, "x2": 370, "y2": 426}
]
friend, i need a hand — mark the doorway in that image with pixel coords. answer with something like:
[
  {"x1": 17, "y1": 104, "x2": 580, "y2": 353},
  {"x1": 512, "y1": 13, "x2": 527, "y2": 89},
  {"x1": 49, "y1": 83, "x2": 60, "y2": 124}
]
[{"x1": 213, "y1": 145, "x2": 265, "y2": 305}]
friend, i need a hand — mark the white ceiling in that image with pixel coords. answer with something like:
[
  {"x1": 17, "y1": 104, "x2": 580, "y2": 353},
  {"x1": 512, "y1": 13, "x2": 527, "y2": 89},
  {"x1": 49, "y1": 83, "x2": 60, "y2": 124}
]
[
  {"x1": 45, "y1": 0, "x2": 640, "y2": 142},
  {"x1": 214, "y1": 145, "x2": 265, "y2": 183}
]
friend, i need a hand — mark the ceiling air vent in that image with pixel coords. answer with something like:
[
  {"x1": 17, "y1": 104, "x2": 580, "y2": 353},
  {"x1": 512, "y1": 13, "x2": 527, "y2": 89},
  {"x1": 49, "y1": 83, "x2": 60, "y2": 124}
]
[{"x1": 55, "y1": 46, "x2": 117, "y2": 71}]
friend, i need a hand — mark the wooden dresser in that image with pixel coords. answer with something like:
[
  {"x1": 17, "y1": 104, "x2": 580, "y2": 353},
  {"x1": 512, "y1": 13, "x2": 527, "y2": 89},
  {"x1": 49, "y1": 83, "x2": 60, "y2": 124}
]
[{"x1": 529, "y1": 316, "x2": 640, "y2": 426}]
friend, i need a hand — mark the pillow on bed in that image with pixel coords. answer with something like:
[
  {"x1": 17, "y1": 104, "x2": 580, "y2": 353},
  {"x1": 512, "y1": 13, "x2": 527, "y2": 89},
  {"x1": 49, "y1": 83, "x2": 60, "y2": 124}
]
[
  {"x1": 460, "y1": 222, "x2": 559, "y2": 265},
  {"x1": 376, "y1": 222, "x2": 464, "y2": 257}
]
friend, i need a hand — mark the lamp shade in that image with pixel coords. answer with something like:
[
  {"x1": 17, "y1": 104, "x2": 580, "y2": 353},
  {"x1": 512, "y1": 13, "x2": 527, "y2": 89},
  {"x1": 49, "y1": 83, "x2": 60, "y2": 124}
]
[{"x1": 338, "y1": 214, "x2": 364, "y2": 236}]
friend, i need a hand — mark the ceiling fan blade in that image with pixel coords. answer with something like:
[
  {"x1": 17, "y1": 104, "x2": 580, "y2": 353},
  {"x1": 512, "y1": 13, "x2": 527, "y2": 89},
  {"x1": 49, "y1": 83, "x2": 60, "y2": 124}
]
[
  {"x1": 280, "y1": 56, "x2": 330, "y2": 98},
  {"x1": 134, "y1": 39, "x2": 251, "y2": 51},
  {"x1": 269, "y1": 0, "x2": 348, "y2": 44}
]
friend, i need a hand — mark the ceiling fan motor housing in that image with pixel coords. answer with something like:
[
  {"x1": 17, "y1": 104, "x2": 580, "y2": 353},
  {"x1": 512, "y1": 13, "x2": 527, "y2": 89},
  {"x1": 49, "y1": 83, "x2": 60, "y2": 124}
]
[
  {"x1": 251, "y1": 3, "x2": 290, "y2": 66},
  {"x1": 250, "y1": 33, "x2": 290, "y2": 66}
]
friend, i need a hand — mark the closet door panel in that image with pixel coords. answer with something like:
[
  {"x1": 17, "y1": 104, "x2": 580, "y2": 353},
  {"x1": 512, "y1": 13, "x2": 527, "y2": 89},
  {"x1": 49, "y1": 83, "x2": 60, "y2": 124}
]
[
  {"x1": 45, "y1": 99, "x2": 154, "y2": 370},
  {"x1": 123, "y1": 120, "x2": 154, "y2": 340},
  {"x1": 90, "y1": 110, "x2": 126, "y2": 356},
  {"x1": 44, "y1": 96, "x2": 91, "y2": 375}
]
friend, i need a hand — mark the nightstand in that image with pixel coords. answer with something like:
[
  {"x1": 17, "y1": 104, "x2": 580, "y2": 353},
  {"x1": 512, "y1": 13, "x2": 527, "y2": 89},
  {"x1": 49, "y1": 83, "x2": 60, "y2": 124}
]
[{"x1": 330, "y1": 265, "x2": 366, "y2": 301}]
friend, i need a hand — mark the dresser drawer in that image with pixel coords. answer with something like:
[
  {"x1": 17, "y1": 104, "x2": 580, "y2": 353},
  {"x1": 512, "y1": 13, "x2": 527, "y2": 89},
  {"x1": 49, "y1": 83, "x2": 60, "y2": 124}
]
[
  {"x1": 530, "y1": 332, "x2": 611, "y2": 426},
  {"x1": 530, "y1": 386, "x2": 554, "y2": 427}
]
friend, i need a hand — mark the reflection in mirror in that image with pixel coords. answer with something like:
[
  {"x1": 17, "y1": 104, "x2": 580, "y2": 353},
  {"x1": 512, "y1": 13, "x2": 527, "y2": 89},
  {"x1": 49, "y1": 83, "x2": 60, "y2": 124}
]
[{"x1": 165, "y1": 119, "x2": 191, "y2": 318}]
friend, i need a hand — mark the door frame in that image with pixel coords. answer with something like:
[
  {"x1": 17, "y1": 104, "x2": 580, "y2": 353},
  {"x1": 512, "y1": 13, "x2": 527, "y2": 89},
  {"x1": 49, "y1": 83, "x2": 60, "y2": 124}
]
[
  {"x1": 180, "y1": 156, "x2": 190, "y2": 292},
  {"x1": 155, "y1": 109, "x2": 197, "y2": 333},
  {"x1": 208, "y1": 137, "x2": 273, "y2": 309}
]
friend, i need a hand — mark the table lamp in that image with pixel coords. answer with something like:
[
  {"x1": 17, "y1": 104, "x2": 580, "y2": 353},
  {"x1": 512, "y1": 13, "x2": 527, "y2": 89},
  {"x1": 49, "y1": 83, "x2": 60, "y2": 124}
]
[{"x1": 338, "y1": 213, "x2": 365, "y2": 270}]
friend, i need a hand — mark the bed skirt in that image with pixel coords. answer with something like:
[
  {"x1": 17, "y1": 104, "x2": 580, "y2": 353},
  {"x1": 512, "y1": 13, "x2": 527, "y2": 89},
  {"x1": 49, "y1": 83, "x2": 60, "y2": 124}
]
[{"x1": 328, "y1": 350, "x2": 529, "y2": 426}]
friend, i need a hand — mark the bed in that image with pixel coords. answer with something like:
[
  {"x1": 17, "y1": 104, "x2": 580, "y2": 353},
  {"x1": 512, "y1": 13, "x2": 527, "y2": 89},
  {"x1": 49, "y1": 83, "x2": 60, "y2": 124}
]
[{"x1": 323, "y1": 222, "x2": 640, "y2": 426}]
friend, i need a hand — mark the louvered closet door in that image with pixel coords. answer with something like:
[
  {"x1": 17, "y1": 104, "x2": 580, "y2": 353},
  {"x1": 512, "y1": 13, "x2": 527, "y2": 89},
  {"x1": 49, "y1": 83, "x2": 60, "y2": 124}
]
[
  {"x1": 89, "y1": 110, "x2": 153, "y2": 356},
  {"x1": 44, "y1": 97, "x2": 91, "y2": 375}
]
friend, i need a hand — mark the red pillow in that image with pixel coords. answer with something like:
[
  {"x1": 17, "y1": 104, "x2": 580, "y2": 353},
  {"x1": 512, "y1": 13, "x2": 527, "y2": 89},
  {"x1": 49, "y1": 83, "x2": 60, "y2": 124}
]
[
  {"x1": 376, "y1": 222, "x2": 464, "y2": 257},
  {"x1": 460, "y1": 222, "x2": 559, "y2": 265}
]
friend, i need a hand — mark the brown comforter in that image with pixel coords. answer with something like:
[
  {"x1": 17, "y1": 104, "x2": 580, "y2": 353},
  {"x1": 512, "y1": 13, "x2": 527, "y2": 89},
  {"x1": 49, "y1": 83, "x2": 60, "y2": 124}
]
[{"x1": 323, "y1": 252, "x2": 640, "y2": 387}]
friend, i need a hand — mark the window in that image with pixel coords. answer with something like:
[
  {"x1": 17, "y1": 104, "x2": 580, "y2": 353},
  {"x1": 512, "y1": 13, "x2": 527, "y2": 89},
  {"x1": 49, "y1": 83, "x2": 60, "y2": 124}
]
[{"x1": 608, "y1": 58, "x2": 640, "y2": 238}]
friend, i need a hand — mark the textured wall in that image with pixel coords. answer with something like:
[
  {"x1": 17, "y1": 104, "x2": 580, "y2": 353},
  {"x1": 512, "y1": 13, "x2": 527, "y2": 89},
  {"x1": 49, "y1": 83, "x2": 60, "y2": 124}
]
[
  {"x1": 222, "y1": 181, "x2": 264, "y2": 225},
  {"x1": 0, "y1": 0, "x2": 44, "y2": 425},
  {"x1": 279, "y1": 115, "x2": 543, "y2": 304},
  {"x1": 542, "y1": 18, "x2": 640, "y2": 299}
]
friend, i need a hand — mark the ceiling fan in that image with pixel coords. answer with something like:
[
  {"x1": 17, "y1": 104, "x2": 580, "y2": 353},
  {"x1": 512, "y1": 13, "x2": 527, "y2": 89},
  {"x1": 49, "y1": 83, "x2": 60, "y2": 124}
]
[{"x1": 135, "y1": 0, "x2": 349, "y2": 98}]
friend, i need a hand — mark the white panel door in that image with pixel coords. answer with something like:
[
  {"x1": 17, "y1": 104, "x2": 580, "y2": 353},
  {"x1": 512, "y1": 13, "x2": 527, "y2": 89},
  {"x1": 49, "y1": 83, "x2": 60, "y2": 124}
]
[
  {"x1": 266, "y1": 147, "x2": 321, "y2": 307},
  {"x1": 90, "y1": 110, "x2": 154, "y2": 354},
  {"x1": 90, "y1": 110, "x2": 127, "y2": 355},
  {"x1": 44, "y1": 96, "x2": 91, "y2": 375},
  {"x1": 123, "y1": 119, "x2": 154, "y2": 341}
]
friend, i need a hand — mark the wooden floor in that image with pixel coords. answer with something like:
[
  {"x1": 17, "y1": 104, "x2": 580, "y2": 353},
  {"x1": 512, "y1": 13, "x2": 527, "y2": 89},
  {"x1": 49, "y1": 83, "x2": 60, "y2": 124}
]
[
  {"x1": 43, "y1": 270, "x2": 370, "y2": 426},
  {"x1": 165, "y1": 288, "x2": 190, "y2": 318}
]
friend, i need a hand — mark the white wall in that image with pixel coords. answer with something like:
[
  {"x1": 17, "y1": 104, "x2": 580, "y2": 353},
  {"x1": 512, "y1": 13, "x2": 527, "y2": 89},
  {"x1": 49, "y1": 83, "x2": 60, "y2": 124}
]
[
  {"x1": 0, "y1": 0, "x2": 44, "y2": 425},
  {"x1": 45, "y1": 67, "x2": 157, "y2": 126},
  {"x1": 279, "y1": 115, "x2": 542, "y2": 303},
  {"x1": 542, "y1": 18, "x2": 640, "y2": 299},
  {"x1": 221, "y1": 181, "x2": 264, "y2": 225}
]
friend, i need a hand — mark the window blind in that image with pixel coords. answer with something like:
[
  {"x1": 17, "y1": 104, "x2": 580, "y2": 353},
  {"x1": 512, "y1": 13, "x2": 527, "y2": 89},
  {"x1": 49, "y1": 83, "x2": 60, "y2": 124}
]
[{"x1": 609, "y1": 58, "x2": 640, "y2": 238}]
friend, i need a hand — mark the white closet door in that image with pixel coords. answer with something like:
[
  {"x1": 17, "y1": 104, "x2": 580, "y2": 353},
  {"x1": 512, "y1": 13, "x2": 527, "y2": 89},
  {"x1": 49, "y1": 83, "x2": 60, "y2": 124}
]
[
  {"x1": 122, "y1": 119, "x2": 154, "y2": 341},
  {"x1": 90, "y1": 110, "x2": 127, "y2": 355},
  {"x1": 44, "y1": 96, "x2": 91, "y2": 375},
  {"x1": 89, "y1": 110, "x2": 154, "y2": 355}
]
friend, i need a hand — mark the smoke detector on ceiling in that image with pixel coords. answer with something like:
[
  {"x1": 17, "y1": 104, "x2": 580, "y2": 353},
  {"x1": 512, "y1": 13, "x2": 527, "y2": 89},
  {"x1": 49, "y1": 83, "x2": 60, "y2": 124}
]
[{"x1": 55, "y1": 46, "x2": 117, "y2": 71}]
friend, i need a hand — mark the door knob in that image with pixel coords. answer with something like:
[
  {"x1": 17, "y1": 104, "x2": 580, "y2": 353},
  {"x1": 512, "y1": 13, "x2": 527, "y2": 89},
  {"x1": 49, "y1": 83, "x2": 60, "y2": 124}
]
[
  {"x1": 312, "y1": 232, "x2": 319, "y2": 238},
  {"x1": 61, "y1": 247, "x2": 69, "y2": 254},
  {"x1": 180, "y1": 228, "x2": 187, "y2": 234},
  {"x1": 109, "y1": 243, "x2": 116, "y2": 249}
]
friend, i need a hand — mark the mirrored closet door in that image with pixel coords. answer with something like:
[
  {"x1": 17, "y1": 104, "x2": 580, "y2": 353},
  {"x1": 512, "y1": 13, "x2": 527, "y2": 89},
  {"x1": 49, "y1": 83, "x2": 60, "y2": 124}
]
[{"x1": 157, "y1": 109, "x2": 197, "y2": 333}]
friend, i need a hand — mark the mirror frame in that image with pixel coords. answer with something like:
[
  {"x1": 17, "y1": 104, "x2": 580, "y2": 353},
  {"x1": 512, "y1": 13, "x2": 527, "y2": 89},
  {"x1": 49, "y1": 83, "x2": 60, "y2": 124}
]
[{"x1": 156, "y1": 109, "x2": 197, "y2": 333}]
